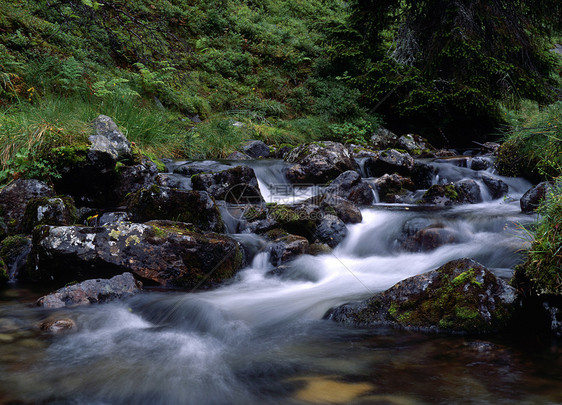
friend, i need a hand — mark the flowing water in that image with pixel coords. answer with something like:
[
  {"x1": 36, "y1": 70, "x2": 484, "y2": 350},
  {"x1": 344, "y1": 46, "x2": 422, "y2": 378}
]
[{"x1": 1, "y1": 157, "x2": 561, "y2": 404}]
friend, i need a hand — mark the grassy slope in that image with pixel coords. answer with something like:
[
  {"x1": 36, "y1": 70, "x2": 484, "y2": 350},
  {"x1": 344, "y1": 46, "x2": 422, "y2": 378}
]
[{"x1": 0, "y1": 0, "x2": 380, "y2": 182}]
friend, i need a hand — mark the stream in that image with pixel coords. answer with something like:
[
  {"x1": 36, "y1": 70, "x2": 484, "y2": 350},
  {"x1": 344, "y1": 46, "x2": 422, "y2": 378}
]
[{"x1": 0, "y1": 156, "x2": 561, "y2": 404}]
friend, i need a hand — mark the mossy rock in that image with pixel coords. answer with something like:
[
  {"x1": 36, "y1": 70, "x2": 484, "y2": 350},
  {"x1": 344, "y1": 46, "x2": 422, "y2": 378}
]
[
  {"x1": 21, "y1": 196, "x2": 77, "y2": 233},
  {"x1": 0, "y1": 257, "x2": 8, "y2": 285}
]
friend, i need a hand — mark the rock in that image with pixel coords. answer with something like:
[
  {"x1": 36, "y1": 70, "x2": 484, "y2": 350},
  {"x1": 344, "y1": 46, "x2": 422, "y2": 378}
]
[
  {"x1": 172, "y1": 161, "x2": 232, "y2": 176},
  {"x1": 191, "y1": 166, "x2": 263, "y2": 204},
  {"x1": 315, "y1": 214, "x2": 348, "y2": 248},
  {"x1": 241, "y1": 140, "x2": 270, "y2": 158},
  {"x1": 0, "y1": 179, "x2": 55, "y2": 234},
  {"x1": 402, "y1": 226, "x2": 458, "y2": 252},
  {"x1": 421, "y1": 179, "x2": 482, "y2": 206},
  {"x1": 309, "y1": 243, "x2": 332, "y2": 256},
  {"x1": 469, "y1": 157, "x2": 492, "y2": 171},
  {"x1": 364, "y1": 149, "x2": 415, "y2": 177},
  {"x1": 275, "y1": 145, "x2": 294, "y2": 159},
  {"x1": 480, "y1": 142, "x2": 500, "y2": 155},
  {"x1": 285, "y1": 142, "x2": 359, "y2": 184},
  {"x1": 0, "y1": 235, "x2": 31, "y2": 281},
  {"x1": 97, "y1": 212, "x2": 131, "y2": 225},
  {"x1": 481, "y1": 173, "x2": 508, "y2": 199},
  {"x1": 268, "y1": 233, "x2": 309, "y2": 266},
  {"x1": 411, "y1": 162, "x2": 435, "y2": 189},
  {"x1": 397, "y1": 134, "x2": 435, "y2": 157},
  {"x1": 520, "y1": 182, "x2": 552, "y2": 213},
  {"x1": 226, "y1": 151, "x2": 252, "y2": 160},
  {"x1": 370, "y1": 127, "x2": 399, "y2": 149},
  {"x1": 322, "y1": 171, "x2": 374, "y2": 205},
  {"x1": 21, "y1": 197, "x2": 76, "y2": 233},
  {"x1": 127, "y1": 185, "x2": 224, "y2": 233},
  {"x1": 326, "y1": 258, "x2": 519, "y2": 333},
  {"x1": 37, "y1": 273, "x2": 142, "y2": 308},
  {"x1": 40, "y1": 318, "x2": 77, "y2": 334},
  {"x1": 29, "y1": 221, "x2": 243, "y2": 289},
  {"x1": 114, "y1": 157, "x2": 159, "y2": 203},
  {"x1": 375, "y1": 174, "x2": 415, "y2": 203},
  {"x1": 89, "y1": 115, "x2": 132, "y2": 162},
  {"x1": 317, "y1": 195, "x2": 362, "y2": 224}
]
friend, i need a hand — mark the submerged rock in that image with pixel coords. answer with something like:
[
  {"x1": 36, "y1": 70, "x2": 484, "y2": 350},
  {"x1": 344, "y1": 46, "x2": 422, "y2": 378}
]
[
  {"x1": 40, "y1": 318, "x2": 77, "y2": 334},
  {"x1": 37, "y1": 272, "x2": 142, "y2": 309},
  {"x1": 326, "y1": 258, "x2": 519, "y2": 333},
  {"x1": 29, "y1": 221, "x2": 243, "y2": 289},
  {"x1": 285, "y1": 142, "x2": 359, "y2": 184}
]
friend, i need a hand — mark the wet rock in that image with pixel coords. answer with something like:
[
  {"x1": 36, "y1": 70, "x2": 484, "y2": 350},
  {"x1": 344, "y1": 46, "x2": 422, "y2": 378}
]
[
  {"x1": 370, "y1": 127, "x2": 399, "y2": 149},
  {"x1": 326, "y1": 258, "x2": 519, "y2": 333},
  {"x1": 421, "y1": 179, "x2": 482, "y2": 206},
  {"x1": 365, "y1": 149, "x2": 415, "y2": 177},
  {"x1": 520, "y1": 182, "x2": 552, "y2": 213},
  {"x1": 317, "y1": 195, "x2": 362, "y2": 224},
  {"x1": 268, "y1": 233, "x2": 309, "y2": 266},
  {"x1": 397, "y1": 134, "x2": 435, "y2": 157},
  {"x1": 285, "y1": 142, "x2": 359, "y2": 184},
  {"x1": 322, "y1": 170, "x2": 374, "y2": 205},
  {"x1": 469, "y1": 157, "x2": 492, "y2": 171},
  {"x1": 226, "y1": 151, "x2": 252, "y2": 160},
  {"x1": 127, "y1": 185, "x2": 224, "y2": 233},
  {"x1": 315, "y1": 214, "x2": 348, "y2": 248},
  {"x1": 411, "y1": 162, "x2": 435, "y2": 189},
  {"x1": 29, "y1": 221, "x2": 243, "y2": 289},
  {"x1": 481, "y1": 173, "x2": 508, "y2": 199},
  {"x1": 242, "y1": 140, "x2": 270, "y2": 158},
  {"x1": 114, "y1": 156, "x2": 159, "y2": 203},
  {"x1": 0, "y1": 179, "x2": 55, "y2": 234},
  {"x1": 0, "y1": 235, "x2": 31, "y2": 281},
  {"x1": 480, "y1": 142, "x2": 500, "y2": 155},
  {"x1": 172, "y1": 160, "x2": 232, "y2": 176},
  {"x1": 402, "y1": 226, "x2": 458, "y2": 252},
  {"x1": 375, "y1": 174, "x2": 415, "y2": 203},
  {"x1": 191, "y1": 166, "x2": 263, "y2": 204},
  {"x1": 40, "y1": 318, "x2": 77, "y2": 334},
  {"x1": 309, "y1": 243, "x2": 332, "y2": 256},
  {"x1": 21, "y1": 197, "x2": 77, "y2": 233},
  {"x1": 37, "y1": 272, "x2": 142, "y2": 309}
]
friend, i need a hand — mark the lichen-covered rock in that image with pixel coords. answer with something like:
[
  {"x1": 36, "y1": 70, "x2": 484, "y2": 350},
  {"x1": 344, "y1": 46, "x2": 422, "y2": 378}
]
[
  {"x1": 191, "y1": 166, "x2": 263, "y2": 204},
  {"x1": 481, "y1": 173, "x2": 508, "y2": 199},
  {"x1": 396, "y1": 134, "x2": 435, "y2": 157},
  {"x1": 37, "y1": 272, "x2": 142, "y2": 308},
  {"x1": 29, "y1": 221, "x2": 243, "y2": 289},
  {"x1": 241, "y1": 140, "x2": 270, "y2": 158},
  {"x1": 0, "y1": 235, "x2": 31, "y2": 281},
  {"x1": 326, "y1": 258, "x2": 519, "y2": 333},
  {"x1": 127, "y1": 185, "x2": 224, "y2": 232},
  {"x1": 22, "y1": 197, "x2": 77, "y2": 233},
  {"x1": 89, "y1": 115, "x2": 132, "y2": 162},
  {"x1": 322, "y1": 170, "x2": 374, "y2": 205},
  {"x1": 365, "y1": 149, "x2": 415, "y2": 177},
  {"x1": 421, "y1": 180, "x2": 482, "y2": 206},
  {"x1": 520, "y1": 182, "x2": 552, "y2": 213},
  {"x1": 285, "y1": 142, "x2": 359, "y2": 184},
  {"x1": 0, "y1": 179, "x2": 55, "y2": 234},
  {"x1": 370, "y1": 127, "x2": 399, "y2": 149},
  {"x1": 114, "y1": 156, "x2": 159, "y2": 203},
  {"x1": 375, "y1": 174, "x2": 415, "y2": 203}
]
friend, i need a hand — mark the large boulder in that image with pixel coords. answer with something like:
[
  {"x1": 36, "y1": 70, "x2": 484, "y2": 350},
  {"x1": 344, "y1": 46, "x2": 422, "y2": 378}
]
[
  {"x1": 326, "y1": 258, "x2": 519, "y2": 333},
  {"x1": 375, "y1": 173, "x2": 415, "y2": 203},
  {"x1": 36, "y1": 272, "x2": 142, "y2": 309},
  {"x1": 370, "y1": 127, "x2": 399, "y2": 149},
  {"x1": 21, "y1": 197, "x2": 77, "y2": 233},
  {"x1": 241, "y1": 140, "x2": 270, "y2": 158},
  {"x1": 29, "y1": 221, "x2": 243, "y2": 289},
  {"x1": 285, "y1": 142, "x2": 359, "y2": 184},
  {"x1": 481, "y1": 173, "x2": 509, "y2": 199},
  {"x1": 520, "y1": 182, "x2": 552, "y2": 213},
  {"x1": 421, "y1": 180, "x2": 482, "y2": 206},
  {"x1": 114, "y1": 156, "x2": 159, "y2": 203},
  {"x1": 127, "y1": 185, "x2": 224, "y2": 233},
  {"x1": 364, "y1": 149, "x2": 415, "y2": 177},
  {"x1": 89, "y1": 115, "x2": 132, "y2": 163},
  {"x1": 191, "y1": 166, "x2": 263, "y2": 204},
  {"x1": 267, "y1": 231, "x2": 309, "y2": 266},
  {"x1": 0, "y1": 179, "x2": 55, "y2": 234},
  {"x1": 322, "y1": 170, "x2": 374, "y2": 205}
]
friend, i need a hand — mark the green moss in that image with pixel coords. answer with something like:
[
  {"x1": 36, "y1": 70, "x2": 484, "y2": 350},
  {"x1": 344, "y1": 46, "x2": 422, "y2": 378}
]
[
  {"x1": 444, "y1": 184, "x2": 459, "y2": 200},
  {"x1": 265, "y1": 228, "x2": 289, "y2": 240},
  {"x1": 452, "y1": 268, "x2": 483, "y2": 288},
  {"x1": 143, "y1": 152, "x2": 166, "y2": 172},
  {"x1": 51, "y1": 145, "x2": 89, "y2": 169}
]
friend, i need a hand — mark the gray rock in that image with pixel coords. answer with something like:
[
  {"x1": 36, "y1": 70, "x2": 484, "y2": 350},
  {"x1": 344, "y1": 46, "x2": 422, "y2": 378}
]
[
  {"x1": 89, "y1": 115, "x2": 132, "y2": 162},
  {"x1": 520, "y1": 182, "x2": 552, "y2": 213},
  {"x1": 29, "y1": 221, "x2": 243, "y2": 289},
  {"x1": 226, "y1": 151, "x2": 252, "y2": 160},
  {"x1": 315, "y1": 214, "x2": 348, "y2": 248},
  {"x1": 411, "y1": 162, "x2": 435, "y2": 189},
  {"x1": 481, "y1": 173, "x2": 509, "y2": 199},
  {"x1": 470, "y1": 157, "x2": 492, "y2": 171},
  {"x1": 421, "y1": 179, "x2": 482, "y2": 206},
  {"x1": 191, "y1": 166, "x2": 263, "y2": 204},
  {"x1": 455, "y1": 179, "x2": 483, "y2": 204},
  {"x1": 269, "y1": 234, "x2": 309, "y2": 266},
  {"x1": 242, "y1": 140, "x2": 270, "y2": 158},
  {"x1": 0, "y1": 179, "x2": 55, "y2": 234},
  {"x1": 37, "y1": 273, "x2": 142, "y2": 308},
  {"x1": 322, "y1": 170, "x2": 374, "y2": 205},
  {"x1": 115, "y1": 156, "x2": 159, "y2": 203},
  {"x1": 22, "y1": 197, "x2": 76, "y2": 233},
  {"x1": 365, "y1": 149, "x2": 415, "y2": 177},
  {"x1": 402, "y1": 226, "x2": 458, "y2": 252},
  {"x1": 285, "y1": 142, "x2": 359, "y2": 184},
  {"x1": 326, "y1": 258, "x2": 519, "y2": 333},
  {"x1": 375, "y1": 173, "x2": 415, "y2": 203},
  {"x1": 370, "y1": 127, "x2": 399, "y2": 149}
]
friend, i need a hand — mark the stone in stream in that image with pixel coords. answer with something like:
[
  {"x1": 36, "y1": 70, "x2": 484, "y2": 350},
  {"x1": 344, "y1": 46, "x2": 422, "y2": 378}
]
[
  {"x1": 127, "y1": 185, "x2": 225, "y2": 233},
  {"x1": 0, "y1": 235, "x2": 32, "y2": 281},
  {"x1": 241, "y1": 140, "x2": 271, "y2": 158},
  {"x1": 421, "y1": 179, "x2": 482, "y2": 206},
  {"x1": 401, "y1": 225, "x2": 458, "y2": 252},
  {"x1": 191, "y1": 166, "x2": 264, "y2": 204},
  {"x1": 364, "y1": 149, "x2": 415, "y2": 177},
  {"x1": 480, "y1": 173, "x2": 508, "y2": 199},
  {"x1": 37, "y1": 272, "x2": 142, "y2": 309},
  {"x1": 0, "y1": 179, "x2": 55, "y2": 234},
  {"x1": 469, "y1": 156, "x2": 492, "y2": 171},
  {"x1": 321, "y1": 170, "x2": 375, "y2": 205},
  {"x1": 29, "y1": 221, "x2": 243, "y2": 289},
  {"x1": 285, "y1": 142, "x2": 360, "y2": 184},
  {"x1": 520, "y1": 181, "x2": 553, "y2": 213},
  {"x1": 325, "y1": 258, "x2": 519, "y2": 333},
  {"x1": 374, "y1": 173, "x2": 415, "y2": 203},
  {"x1": 266, "y1": 230, "x2": 309, "y2": 267}
]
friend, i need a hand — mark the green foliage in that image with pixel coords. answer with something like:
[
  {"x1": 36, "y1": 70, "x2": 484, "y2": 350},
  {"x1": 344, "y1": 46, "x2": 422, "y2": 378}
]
[{"x1": 522, "y1": 178, "x2": 562, "y2": 295}]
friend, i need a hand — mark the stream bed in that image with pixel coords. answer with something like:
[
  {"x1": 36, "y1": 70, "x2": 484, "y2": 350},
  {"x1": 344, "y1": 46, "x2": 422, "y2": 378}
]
[{"x1": 0, "y1": 157, "x2": 561, "y2": 404}]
